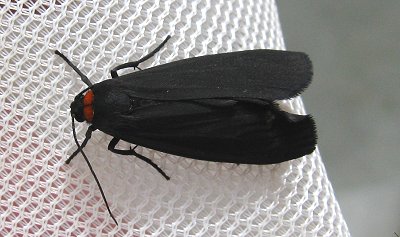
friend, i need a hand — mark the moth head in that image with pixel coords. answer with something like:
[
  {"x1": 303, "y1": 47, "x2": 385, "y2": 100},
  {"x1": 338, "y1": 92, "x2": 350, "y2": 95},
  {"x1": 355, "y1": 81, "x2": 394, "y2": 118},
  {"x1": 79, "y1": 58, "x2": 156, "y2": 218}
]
[{"x1": 71, "y1": 89, "x2": 94, "y2": 123}]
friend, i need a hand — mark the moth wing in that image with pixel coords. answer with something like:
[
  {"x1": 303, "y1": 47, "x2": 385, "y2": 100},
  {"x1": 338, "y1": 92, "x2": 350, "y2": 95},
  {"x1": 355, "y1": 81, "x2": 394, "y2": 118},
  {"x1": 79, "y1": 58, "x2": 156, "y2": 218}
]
[
  {"x1": 115, "y1": 49, "x2": 312, "y2": 101},
  {"x1": 95, "y1": 99, "x2": 317, "y2": 164}
]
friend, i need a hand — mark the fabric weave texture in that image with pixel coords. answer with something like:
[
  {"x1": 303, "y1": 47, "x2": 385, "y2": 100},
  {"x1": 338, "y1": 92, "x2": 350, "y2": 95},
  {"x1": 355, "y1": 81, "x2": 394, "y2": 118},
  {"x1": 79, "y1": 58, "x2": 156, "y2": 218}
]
[{"x1": 0, "y1": 0, "x2": 350, "y2": 236}]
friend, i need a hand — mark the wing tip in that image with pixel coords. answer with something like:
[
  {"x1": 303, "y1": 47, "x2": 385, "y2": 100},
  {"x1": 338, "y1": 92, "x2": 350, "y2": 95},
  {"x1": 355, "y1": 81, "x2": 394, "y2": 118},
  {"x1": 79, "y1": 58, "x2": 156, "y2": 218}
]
[
  {"x1": 279, "y1": 51, "x2": 313, "y2": 100},
  {"x1": 286, "y1": 114, "x2": 318, "y2": 158}
]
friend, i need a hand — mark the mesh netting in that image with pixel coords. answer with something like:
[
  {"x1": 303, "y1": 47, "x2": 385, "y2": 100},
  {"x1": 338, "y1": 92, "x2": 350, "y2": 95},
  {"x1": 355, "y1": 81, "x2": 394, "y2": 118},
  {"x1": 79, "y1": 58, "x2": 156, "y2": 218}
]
[{"x1": 0, "y1": 0, "x2": 350, "y2": 236}]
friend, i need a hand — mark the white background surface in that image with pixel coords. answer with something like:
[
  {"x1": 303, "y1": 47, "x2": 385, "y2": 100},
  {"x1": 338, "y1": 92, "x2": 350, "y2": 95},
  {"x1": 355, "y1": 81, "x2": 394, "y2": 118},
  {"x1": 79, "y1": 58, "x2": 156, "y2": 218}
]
[
  {"x1": 0, "y1": 0, "x2": 352, "y2": 236},
  {"x1": 278, "y1": 2, "x2": 400, "y2": 236}
]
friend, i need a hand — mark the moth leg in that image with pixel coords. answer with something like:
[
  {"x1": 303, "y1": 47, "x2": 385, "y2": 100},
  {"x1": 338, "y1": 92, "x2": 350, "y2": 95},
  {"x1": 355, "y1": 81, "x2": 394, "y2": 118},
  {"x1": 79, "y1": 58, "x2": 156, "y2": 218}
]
[
  {"x1": 110, "y1": 35, "x2": 171, "y2": 78},
  {"x1": 66, "y1": 125, "x2": 96, "y2": 164},
  {"x1": 108, "y1": 137, "x2": 170, "y2": 180}
]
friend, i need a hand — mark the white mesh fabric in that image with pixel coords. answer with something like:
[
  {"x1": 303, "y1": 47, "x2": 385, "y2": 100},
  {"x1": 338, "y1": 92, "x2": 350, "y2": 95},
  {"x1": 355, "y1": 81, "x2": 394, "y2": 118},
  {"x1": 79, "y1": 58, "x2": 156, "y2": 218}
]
[{"x1": 0, "y1": 0, "x2": 350, "y2": 236}]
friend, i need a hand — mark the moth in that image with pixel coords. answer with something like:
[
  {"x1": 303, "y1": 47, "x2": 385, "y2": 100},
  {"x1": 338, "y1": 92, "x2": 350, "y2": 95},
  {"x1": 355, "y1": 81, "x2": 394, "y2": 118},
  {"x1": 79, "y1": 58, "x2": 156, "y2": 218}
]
[{"x1": 56, "y1": 36, "x2": 317, "y2": 225}]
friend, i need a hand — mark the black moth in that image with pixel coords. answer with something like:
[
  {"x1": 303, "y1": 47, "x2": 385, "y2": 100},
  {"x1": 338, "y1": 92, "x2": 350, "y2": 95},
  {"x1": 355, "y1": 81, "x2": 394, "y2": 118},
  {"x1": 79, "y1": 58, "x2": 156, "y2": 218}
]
[{"x1": 55, "y1": 36, "x2": 317, "y2": 225}]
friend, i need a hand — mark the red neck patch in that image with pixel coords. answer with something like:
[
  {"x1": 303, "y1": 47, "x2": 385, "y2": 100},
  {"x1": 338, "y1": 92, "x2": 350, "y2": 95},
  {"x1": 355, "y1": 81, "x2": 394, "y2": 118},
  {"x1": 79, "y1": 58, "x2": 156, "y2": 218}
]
[{"x1": 83, "y1": 90, "x2": 94, "y2": 122}]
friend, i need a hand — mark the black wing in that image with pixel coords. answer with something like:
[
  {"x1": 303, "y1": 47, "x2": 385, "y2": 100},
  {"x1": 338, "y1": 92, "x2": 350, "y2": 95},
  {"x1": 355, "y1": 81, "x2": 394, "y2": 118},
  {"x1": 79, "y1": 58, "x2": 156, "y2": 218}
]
[
  {"x1": 92, "y1": 98, "x2": 317, "y2": 164},
  {"x1": 90, "y1": 49, "x2": 315, "y2": 164},
  {"x1": 100, "y1": 49, "x2": 312, "y2": 101}
]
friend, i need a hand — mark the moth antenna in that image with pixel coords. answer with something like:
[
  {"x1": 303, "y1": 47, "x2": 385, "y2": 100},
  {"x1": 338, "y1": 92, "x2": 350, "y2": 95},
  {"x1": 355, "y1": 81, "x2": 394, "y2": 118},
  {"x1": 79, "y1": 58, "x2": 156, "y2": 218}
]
[
  {"x1": 66, "y1": 124, "x2": 94, "y2": 164},
  {"x1": 55, "y1": 50, "x2": 93, "y2": 87},
  {"x1": 71, "y1": 115, "x2": 118, "y2": 225}
]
